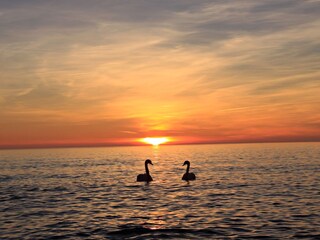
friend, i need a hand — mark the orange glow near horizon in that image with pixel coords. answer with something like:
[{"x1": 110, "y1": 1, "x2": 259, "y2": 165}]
[{"x1": 140, "y1": 137, "x2": 170, "y2": 146}]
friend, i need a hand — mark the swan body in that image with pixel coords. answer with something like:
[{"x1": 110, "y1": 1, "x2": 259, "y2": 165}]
[
  {"x1": 137, "y1": 159, "x2": 153, "y2": 182},
  {"x1": 182, "y1": 160, "x2": 196, "y2": 181}
]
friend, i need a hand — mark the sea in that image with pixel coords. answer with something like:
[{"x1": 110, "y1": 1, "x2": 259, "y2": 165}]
[{"x1": 0, "y1": 142, "x2": 319, "y2": 239}]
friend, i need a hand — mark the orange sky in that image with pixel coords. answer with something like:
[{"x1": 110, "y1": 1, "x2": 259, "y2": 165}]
[{"x1": 0, "y1": 1, "x2": 320, "y2": 149}]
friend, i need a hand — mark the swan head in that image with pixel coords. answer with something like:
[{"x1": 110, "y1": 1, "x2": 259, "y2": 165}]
[
  {"x1": 183, "y1": 160, "x2": 190, "y2": 166},
  {"x1": 145, "y1": 159, "x2": 153, "y2": 165}
]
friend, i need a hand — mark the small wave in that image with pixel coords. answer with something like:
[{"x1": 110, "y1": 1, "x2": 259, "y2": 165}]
[
  {"x1": 208, "y1": 193, "x2": 236, "y2": 197},
  {"x1": 108, "y1": 225, "x2": 227, "y2": 238},
  {"x1": 293, "y1": 233, "x2": 320, "y2": 239},
  {"x1": 42, "y1": 186, "x2": 68, "y2": 192},
  {"x1": 46, "y1": 174, "x2": 80, "y2": 179},
  {"x1": 75, "y1": 196, "x2": 91, "y2": 201},
  {"x1": 44, "y1": 220, "x2": 78, "y2": 228},
  {"x1": 269, "y1": 219, "x2": 285, "y2": 223},
  {"x1": 20, "y1": 210, "x2": 52, "y2": 217},
  {"x1": 27, "y1": 187, "x2": 40, "y2": 192},
  {"x1": 237, "y1": 235, "x2": 276, "y2": 239},
  {"x1": 291, "y1": 213, "x2": 318, "y2": 218},
  {"x1": 9, "y1": 194, "x2": 26, "y2": 200},
  {"x1": 231, "y1": 227, "x2": 251, "y2": 232},
  {"x1": 0, "y1": 175, "x2": 14, "y2": 182}
]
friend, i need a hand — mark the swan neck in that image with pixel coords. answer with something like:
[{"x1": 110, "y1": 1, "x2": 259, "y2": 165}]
[
  {"x1": 186, "y1": 163, "x2": 190, "y2": 173},
  {"x1": 145, "y1": 162, "x2": 150, "y2": 175}
]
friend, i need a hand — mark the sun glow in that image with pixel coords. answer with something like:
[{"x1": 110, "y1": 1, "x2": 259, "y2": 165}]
[{"x1": 140, "y1": 137, "x2": 170, "y2": 146}]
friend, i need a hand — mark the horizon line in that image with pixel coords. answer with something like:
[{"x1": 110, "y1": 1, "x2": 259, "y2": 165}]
[{"x1": 0, "y1": 140, "x2": 319, "y2": 151}]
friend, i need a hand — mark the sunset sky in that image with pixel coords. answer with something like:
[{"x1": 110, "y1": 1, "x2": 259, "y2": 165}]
[{"x1": 1, "y1": 0, "x2": 320, "y2": 148}]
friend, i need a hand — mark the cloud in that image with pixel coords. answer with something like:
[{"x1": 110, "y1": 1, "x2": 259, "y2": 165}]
[{"x1": 0, "y1": 0, "x2": 319, "y2": 146}]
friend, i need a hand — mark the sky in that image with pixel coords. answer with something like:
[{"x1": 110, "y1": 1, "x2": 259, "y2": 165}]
[{"x1": 0, "y1": 0, "x2": 320, "y2": 148}]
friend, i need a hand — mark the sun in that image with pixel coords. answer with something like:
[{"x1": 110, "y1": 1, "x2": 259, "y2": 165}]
[{"x1": 140, "y1": 137, "x2": 170, "y2": 146}]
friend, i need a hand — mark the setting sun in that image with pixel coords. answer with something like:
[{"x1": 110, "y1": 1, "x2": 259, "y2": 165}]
[{"x1": 140, "y1": 137, "x2": 170, "y2": 146}]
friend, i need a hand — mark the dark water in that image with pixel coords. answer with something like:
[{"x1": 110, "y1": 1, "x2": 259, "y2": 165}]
[{"x1": 0, "y1": 143, "x2": 319, "y2": 239}]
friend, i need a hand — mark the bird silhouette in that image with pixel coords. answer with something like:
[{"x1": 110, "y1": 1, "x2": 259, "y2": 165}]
[
  {"x1": 137, "y1": 159, "x2": 153, "y2": 182},
  {"x1": 182, "y1": 160, "x2": 196, "y2": 181}
]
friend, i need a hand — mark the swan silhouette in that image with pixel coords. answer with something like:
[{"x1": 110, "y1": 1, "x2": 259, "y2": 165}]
[
  {"x1": 182, "y1": 160, "x2": 196, "y2": 181},
  {"x1": 137, "y1": 159, "x2": 153, "y2": 182}
]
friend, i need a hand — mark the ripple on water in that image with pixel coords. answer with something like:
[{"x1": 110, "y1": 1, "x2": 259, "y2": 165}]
[{"x1": 107, "y1": 224, "x2": 232, "y2": 239}]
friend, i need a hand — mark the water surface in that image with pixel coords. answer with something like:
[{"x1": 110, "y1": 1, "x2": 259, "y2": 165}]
[{"x1": 0, "y1": 143, "x2": 319, "y2": 239}]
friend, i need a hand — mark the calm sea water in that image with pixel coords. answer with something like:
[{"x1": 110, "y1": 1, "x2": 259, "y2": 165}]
[{"x1": 0, "y1": 143, "x2": 319, "y2": 239}]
